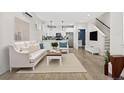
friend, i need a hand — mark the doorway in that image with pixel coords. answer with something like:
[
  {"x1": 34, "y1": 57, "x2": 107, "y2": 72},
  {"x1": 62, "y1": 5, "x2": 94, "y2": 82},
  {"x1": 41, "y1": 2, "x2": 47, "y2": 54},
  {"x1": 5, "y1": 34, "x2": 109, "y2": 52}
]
[{"x1": 78, "y1": 29, "x2": 86, "y2": 48}]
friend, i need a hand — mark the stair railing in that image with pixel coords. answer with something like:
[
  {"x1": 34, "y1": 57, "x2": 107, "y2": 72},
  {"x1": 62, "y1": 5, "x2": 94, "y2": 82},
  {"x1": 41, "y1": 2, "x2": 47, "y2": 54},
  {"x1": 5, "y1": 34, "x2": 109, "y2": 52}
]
[{"x1": 96, "y1": 18, "x2": 110, "y2": 30}]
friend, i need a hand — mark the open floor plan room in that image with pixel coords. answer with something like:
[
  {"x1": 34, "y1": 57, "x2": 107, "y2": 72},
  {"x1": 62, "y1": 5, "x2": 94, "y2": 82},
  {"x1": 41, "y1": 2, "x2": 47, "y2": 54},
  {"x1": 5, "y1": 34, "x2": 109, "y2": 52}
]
[
  {"x1": 0, "y1": 12, "x2": 124, "y2": 80},
  {"x1": 0, "y1": 48, "x2": 111, "y2": 80}
]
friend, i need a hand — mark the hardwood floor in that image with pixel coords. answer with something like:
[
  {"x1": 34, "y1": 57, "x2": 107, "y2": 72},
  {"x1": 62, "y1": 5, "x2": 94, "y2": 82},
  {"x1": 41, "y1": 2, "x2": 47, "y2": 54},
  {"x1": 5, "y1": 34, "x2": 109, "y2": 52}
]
[{"x1": 0, "y1": 48, "x2": 112, "y2": 80}]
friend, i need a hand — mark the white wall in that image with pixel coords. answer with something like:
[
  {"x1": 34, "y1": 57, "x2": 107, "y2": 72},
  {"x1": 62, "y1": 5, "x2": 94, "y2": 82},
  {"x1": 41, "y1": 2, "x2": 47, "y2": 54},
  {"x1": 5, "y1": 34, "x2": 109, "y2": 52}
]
[
  {"x1": 98, "y1": 12, "x2": 110, "y2": 27},
  {"x1": 0, "y1": 13, "x2": 14, "y2": 75},
  {"x1": 30, "y1": 14, "x2": 43, "y2": 41},
  {"x1": 95, "y1": 13, "x2": 110, "y2": 35},
  {"x1": 110, "y1": 12, "x2": 123, "y2": 55},
  {"x1": 0, "y1": 12, "x2": 43, "y2": 75},
  {"x1": 85, "y1": 24, "x2": 105, "y2": 55}
]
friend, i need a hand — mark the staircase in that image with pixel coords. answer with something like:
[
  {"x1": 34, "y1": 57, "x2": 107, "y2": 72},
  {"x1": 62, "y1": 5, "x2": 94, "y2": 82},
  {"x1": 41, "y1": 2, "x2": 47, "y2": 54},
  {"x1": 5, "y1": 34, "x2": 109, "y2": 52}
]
[
  {"x1": 104, "y1": 34, "x2": 110, "y2": 51},
  {"x1": 95, "y1": 18, "x2": 110, "y2": 51}
]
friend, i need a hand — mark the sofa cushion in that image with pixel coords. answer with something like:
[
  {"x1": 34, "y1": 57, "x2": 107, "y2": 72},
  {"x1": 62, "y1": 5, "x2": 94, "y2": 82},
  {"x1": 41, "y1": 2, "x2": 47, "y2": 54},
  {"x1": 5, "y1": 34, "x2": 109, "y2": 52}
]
[
  {"x1": 28, "y1": 44, "x2": 40, "y2": 53},
  {"x1": 14, "y1": 42, "x2": 25, "y2": 51},
  {"x1": 14, "y1": 41, "x2": 40, "y2": 52},
  {"x1": 29, "y1": 49, "x2": 47, "y2": 63}
]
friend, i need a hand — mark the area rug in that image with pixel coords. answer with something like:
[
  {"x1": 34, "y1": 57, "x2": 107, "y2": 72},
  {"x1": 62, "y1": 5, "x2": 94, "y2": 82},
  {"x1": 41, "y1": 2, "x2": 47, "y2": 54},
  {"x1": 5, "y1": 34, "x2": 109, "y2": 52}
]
[{"x1": 17, "y1": 53, "x2": 87, "y2": 73}]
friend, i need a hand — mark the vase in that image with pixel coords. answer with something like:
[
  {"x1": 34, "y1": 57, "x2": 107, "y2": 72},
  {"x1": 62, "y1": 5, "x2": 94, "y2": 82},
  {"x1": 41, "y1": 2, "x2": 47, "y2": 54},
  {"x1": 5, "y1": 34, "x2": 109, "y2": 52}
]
[
  {"x1": 53, "y1": 47, "x2": 57, "y2": 50},
  {"x1": 104, "y1": 63, "x2": 108, "y2": 75}
]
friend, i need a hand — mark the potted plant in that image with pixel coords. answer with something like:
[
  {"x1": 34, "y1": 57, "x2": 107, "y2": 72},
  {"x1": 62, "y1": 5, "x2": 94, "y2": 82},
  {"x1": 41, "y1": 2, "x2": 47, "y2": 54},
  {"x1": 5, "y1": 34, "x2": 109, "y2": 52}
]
[
  {"x1": 51, "y1": 42, "x2": 58, "y2": 49},
  {"x1": 104, "y1": 50, "x2": 110, "y2": 75}
]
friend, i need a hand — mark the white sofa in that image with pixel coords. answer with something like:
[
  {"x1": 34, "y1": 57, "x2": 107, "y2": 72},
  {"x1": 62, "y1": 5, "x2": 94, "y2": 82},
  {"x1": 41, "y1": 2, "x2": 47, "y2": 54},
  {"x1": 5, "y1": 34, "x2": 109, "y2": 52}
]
[{"x1": 9, "y1": 41, "x2": 47, "y2": 72}]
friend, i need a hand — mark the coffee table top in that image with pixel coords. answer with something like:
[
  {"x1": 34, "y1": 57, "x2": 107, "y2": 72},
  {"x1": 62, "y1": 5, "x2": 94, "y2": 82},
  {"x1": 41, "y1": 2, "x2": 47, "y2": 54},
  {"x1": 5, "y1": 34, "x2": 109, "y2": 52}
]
[{"x1": 47, "y1": 50, "x2": 62, "y2": 56}]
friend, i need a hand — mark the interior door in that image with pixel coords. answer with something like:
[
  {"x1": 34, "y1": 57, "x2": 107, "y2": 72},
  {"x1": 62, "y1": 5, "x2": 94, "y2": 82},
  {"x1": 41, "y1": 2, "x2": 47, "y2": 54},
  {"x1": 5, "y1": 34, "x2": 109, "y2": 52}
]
[
  {"x1": 79, "y1": 29, "x2": 86, "y2": 47},
  {"x1": 66, "y1": 32, "x2": 73, "y2": 48}
]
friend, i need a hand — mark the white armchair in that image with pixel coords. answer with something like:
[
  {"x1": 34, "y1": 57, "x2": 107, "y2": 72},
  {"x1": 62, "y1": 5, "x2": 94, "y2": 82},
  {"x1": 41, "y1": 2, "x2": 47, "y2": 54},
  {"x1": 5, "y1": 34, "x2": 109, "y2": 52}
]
[{"x1": 59, "y1": 40, "x2": 69, "y2": 53}]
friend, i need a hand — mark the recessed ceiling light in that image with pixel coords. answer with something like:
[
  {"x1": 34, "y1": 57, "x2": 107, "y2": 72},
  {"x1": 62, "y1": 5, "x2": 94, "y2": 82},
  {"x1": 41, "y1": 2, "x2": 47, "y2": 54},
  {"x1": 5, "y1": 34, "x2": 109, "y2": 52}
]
[{"x1": 88, "y1": 14, "x2": 90, "y2": 17}]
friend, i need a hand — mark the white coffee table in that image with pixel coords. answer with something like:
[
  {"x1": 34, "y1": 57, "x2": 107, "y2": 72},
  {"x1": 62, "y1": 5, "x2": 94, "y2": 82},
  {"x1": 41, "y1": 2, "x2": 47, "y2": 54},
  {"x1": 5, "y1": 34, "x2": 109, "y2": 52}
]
[{"x1": 47, "y1": 51, "x2": 62, "y2": 66}]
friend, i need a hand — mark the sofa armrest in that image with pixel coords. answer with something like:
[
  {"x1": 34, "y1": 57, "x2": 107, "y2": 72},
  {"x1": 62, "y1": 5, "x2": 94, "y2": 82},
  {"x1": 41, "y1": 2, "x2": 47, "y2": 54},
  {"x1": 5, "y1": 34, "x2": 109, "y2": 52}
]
[{"x1": 9, "y1": 46, "x2": 30, "y2": 67}]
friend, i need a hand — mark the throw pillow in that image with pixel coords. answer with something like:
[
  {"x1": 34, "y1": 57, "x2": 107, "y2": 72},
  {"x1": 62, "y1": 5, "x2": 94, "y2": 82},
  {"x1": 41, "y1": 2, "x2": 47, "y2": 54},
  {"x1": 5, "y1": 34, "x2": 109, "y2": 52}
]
[{"x1": 39, "y1": 43, "x2": 44, "y2": 49}]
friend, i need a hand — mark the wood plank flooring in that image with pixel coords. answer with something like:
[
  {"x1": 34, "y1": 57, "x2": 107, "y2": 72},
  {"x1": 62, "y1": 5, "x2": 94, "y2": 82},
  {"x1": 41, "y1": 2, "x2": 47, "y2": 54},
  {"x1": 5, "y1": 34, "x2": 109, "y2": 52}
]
[{"x1": 0, "y1": 48, "x2": 112, "y2": 80}]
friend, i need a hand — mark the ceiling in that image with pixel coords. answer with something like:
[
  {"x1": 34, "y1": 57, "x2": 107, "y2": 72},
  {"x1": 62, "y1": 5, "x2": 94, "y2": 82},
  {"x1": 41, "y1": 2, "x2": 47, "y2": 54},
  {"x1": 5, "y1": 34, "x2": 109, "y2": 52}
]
[{"x1": 35, "y1": 12, "x2": 104, "y2": 24}]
